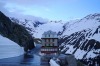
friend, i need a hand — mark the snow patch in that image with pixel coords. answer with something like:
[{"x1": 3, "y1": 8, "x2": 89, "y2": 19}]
[
  {"x1": 49, "y1": 59, "x2": 60, "y2": 66},
  {"x1": 0, "y1": 35, "x2": 24, "y2": 59}
]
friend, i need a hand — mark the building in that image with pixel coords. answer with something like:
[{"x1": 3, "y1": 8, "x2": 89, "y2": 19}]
[{"x1": 41, "y1": 30, "x2": 58, "y2": 55}]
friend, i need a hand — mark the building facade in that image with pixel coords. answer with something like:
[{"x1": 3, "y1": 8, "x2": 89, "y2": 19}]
[{"x1": 41, "y1": 30, "x2": 58, "y2": 55}]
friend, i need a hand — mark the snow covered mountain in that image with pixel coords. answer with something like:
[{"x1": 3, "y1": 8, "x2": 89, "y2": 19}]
[
  {"x1": 59, "y1": 13, "x2": 100, "y2": 59},
  {"x1": 0, "y1": 11, "x2": 35, "y2": 51},
  {"x1": 10, "y1": 13, "x2": 100, "y2": 60},
  {"x1": 10, "y1": 18, "x2": 65, "y2": 38}
]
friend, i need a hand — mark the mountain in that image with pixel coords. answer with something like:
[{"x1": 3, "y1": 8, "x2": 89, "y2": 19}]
[
  {"x1": 59, "y1": 13, "x2": 100, "y2": 59},
  {"x1": 7, "y1": 12, "x2": 100, "y2": 60},
  {"x1": 10, "y1": 17, "x2": 65, "y2": 38},
  {"x1": 10, "y1": 17, "x2": 47, "y2": 37},
  {"x1": 0, "y1": 11, "x2": 35, "y2": 52}
]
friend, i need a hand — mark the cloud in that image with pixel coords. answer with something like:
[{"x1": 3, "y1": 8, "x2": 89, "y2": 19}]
[
  {"x1": 0, "y1": 0, "x2": 55, "y2": 7},
  {"x1": 0, "y1": 0, "x2": 79, "y2": 21},
  {"x1": 0, "y1": 2, "x2": 10, "y2": 16},
  {"x1": 0, "y1": 0, "x2": 52, "y2": 14},
  {"x1": 0, "y1": 0, "x2": 49, "y2": 22}
]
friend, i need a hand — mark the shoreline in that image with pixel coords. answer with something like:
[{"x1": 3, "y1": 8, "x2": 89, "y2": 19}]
[{"x1": 0, "y1": 45, "x2": 24, "y2": 59}]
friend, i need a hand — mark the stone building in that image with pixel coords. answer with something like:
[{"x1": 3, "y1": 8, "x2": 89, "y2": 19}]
[{"x1": 41, "y1": 30, "x2": 58, "y2": 55}]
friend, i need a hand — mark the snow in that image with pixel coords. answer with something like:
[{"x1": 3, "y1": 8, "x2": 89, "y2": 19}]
[
  {"x1": 60, "y1": 15, "x2": 100, "y2": 59},
  {"x1": 65, "y1": 45, "x2": 75, "y2": 54},
  {"x1": 64, "y1": 45, "x2": 87, "y2": 59},
  {"x1": 10, "y1": 14, "x2": 48, "y2": 24},
  {"x1": 0, "y1": 35, "x2": 24, "y2": 59},
  {"x1": 74, "y1": 49, "x2": 87, "y2": 59},
  {"x1": 49, "y1": 59, "x2": 60, "y2": 66},
  {"x1": 92, "y1": 33, "x2": 100, "y2": 42},
  {"x1": 62, "y1": 18, "x2": 100, "y2": 36},
  {"x1": 0, "y1": 35, "x2": 18, "y2": 45},
  {"x1": 86, "y1": 50, "x2": 96, "y2": 58},
  {"x1": 10, "y1": 13, "x2": 100, "y2": 59},
  {"x1": 85, "y1": 26, "x2": 100, "y2": 42},
  {"x1": 65, "y1": 47, "x2": 97, "y2": 59},
  {"x1": 34, "y1": 21, "x2": 65, "y2": 38}
]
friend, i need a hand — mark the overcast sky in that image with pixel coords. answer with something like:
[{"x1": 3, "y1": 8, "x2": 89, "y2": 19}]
[{"x1": 0, "y1": 0, "x2": 100, "y2": 21}]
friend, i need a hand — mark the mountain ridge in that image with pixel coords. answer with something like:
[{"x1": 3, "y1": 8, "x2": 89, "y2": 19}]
[
  {"x1": 5, "y1": 12, "x2": 100, "y2": 59},
  {"x1": 0, "y1": 11, "x2": 35, "y2": 52}
]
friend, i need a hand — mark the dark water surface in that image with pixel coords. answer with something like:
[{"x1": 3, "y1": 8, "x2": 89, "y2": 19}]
[
  {"x1": 0, "y1": 45, "x2": 24, "y2": 59},
  {"x1": 0, "y1": 45, "x2": 41, "y2": 66}
]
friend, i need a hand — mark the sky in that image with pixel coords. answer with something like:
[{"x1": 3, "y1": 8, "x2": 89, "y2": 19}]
[{"x1": 0, "y1": 0, "x2": 100, "y2": 21}]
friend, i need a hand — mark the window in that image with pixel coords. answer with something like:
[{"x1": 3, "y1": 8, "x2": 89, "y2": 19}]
[
  {"x1": 50, "y1": 39, "x2": 52, "y2": 42},
  {"x1": 54, "y1": 43, "x2": 56, "y2": 46},
  {"x1": 50, "y1": 43, "x2": 53, "y2": 46},
  {"x1": 46, "y1": 44, "x2": 49, "y2": 46},
  {"x1": 53, "y1": 39, "x2": 54, "y2": 42},
  {"x1": 48, "y1": 39, "x2": 50, "y2": 42},
  {"x1": 43, "y1": 43, "x2": 45, "y2": 46},
  {"x1": 49, "y1": 34, "x2": 50, "y2": 37},
  {"x1": 45, "y1": 35, "x2": 47, "y2": 37}
]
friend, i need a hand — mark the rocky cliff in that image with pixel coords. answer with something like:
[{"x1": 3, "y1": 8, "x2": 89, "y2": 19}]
[
  {"x1": 59, "y1": 13, "x2": 100, "y2": 59},
  {"x1": 0, "y1": 11, "x2": 35, "y2": 52}
]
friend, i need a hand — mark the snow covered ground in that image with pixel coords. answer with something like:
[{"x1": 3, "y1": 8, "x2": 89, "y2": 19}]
[
  {"x1": 49, "y1": 59, "x2": 60, "y2": 66},
  {"x1": 0, "y1": 35, "x2": 24, "y2": 59},
  {"x1": 62, "y1": 16, "x2": 100, "y2": 36},
  {"x1": 34, "y1": 21, "x2": 65, "y2": 38},
  {"x1": 10, "y1": 13, "x2": 100, "y2": 60},
  {"x1": 60, "y1": 14, "x2": 100, "y2": 59}
]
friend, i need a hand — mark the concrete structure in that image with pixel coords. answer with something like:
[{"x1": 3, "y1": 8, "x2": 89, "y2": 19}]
[{"x1": 41, "y1": 30, "x2": 58, "y2": 55}]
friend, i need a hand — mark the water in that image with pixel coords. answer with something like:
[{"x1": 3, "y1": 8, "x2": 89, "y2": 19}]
[
  {"x1": 0, "y1": 45, "x2": 42, "y2": 66},
  {"x1": 0, "y1": 45, "x2": 24, "y2": 59}
]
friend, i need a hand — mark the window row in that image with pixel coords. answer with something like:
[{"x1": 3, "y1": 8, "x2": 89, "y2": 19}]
[
  {"x1": 42, "y1": 39, "x2": 57, "y2": 42},
  {"x1": 42, "y1": 43, "x2": 58, "y2": 46},
  {"x1": 42, "y1": 35, "x2": 57, "y2": 38},
  {"x1": 41, "y1": 48, "x2": 58, "y2": 51}
]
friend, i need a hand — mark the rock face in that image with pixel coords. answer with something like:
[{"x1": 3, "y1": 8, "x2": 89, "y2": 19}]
[
  {"x1": 59, "y1": 13, "x2": 100, "y2": 59},
  {"x1": 58, "y1": 54, "x2": 77, "y2": 66},
  {"x1": 0, "y1": 11, "x2": 35, "y2": 52}
]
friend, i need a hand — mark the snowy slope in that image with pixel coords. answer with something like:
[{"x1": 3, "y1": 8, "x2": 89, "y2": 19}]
[
  {"x1": 9, "y1": 13, "x2": 100, "y2": 59},
  {"x1": 0, "y1": 35, "x2": 24, "y2": 59},
  {"x1": 49, "y1": 59, "x2": 60, "y2": 66},
  {"x1": 0, "y1": 35, "x2": 20, "y2": 45},
  {"x1": 10, "y1": 17, "x2": 47, "y2": 36},
  {"x1": 59, "y1": 13, "x2": 100, "y2": 59},
  {"x1": 61, "y1": 14, "x2": 100, "y2": 36},
  {"x1": 34, "y1": 21, "x2": 65, "y2": 38},
  {"x1": 11, "y1": 17, "x2": 65, "y2": 38}
]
